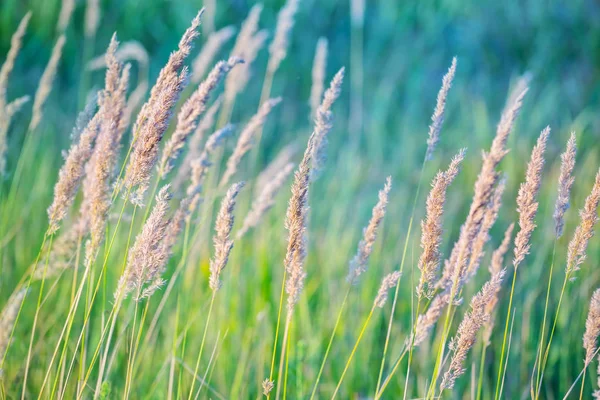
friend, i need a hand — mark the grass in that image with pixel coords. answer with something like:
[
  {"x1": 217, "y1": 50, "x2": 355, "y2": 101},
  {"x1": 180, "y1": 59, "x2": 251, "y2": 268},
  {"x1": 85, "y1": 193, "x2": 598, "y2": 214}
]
[{"x1": 1, "y1": 0, "x2": 600, "y2": 399}]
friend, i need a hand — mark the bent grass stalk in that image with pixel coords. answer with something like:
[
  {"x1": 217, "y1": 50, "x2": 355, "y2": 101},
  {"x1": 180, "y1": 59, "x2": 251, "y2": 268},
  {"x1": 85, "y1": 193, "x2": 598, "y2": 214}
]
[
  {"x1": 187, "y1": 292, "x2": 216, "y2": 399},
  {"x1": 375, "y1": 159, "x2": 426, "y2": 392},
  {"x1": 309, "y1": 286, "x2": 351, "y2": 399},
  {"x1": 532, "y1": 242, "x2": 557, "y2": 397},
  {"x1": 22, "y1": 233, "x2": 55, "y2": 399},
  {"x1": 331, "y1": 305, "x2": 376, "y2": 399}
]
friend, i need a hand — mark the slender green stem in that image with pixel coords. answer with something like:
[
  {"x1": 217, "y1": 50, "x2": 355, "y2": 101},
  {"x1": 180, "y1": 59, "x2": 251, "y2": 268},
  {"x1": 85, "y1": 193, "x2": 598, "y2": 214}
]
[
  {"x1": 494, "y1": 267, "x2": 518, "y2": 400},
  {"x1": 375, "y1": 159, "x2": 426, "y2": 392},
  {"x1": 0, "y1": 233, "x2": 48, "y2": 369},
  {"x1": 533, "y1": 241, "x2": 557, "y2": 397},
  {"x1": 188, "y1": 291, "x2": 216, "y2": 400},
  {"x1": 283, "y1": 326, "x2": 291, "y2": 400},
  {"x1": 426, "y1": 277, "x2": 460, "y2": 399},
  {"x1": 578, "y1": 366, "x2": 587, "y2": 400},
  {"x1": 400, "y1": 283, "x2": 424, "y2": 400},
  {"x1": 476, "y1": 342, "x2": 488, "y2": 400},
  {"x1": 374, "y1": 347, "x2": 408, "y2": 399},
  {"x1": 22, "y1": 233, "x2": 54, "y2": 399},
  {"x1": 267, "y1": 269, "x2": 287, "y2": 399},
  {"x1": 309, "y1": 286, "x2": 351, "y2": 400},
  {"x1": 536, "y1": 273, "x2": 569, "y2": 396},
  {"x1": 331, "y1": 306, "x2": 375, "y2": 399},
  {"x1": 275, "y1": 312, "x2": 293, "y2": 400}
]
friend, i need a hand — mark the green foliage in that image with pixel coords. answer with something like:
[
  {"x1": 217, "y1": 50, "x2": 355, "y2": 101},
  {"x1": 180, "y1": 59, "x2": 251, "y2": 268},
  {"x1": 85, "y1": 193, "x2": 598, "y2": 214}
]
[{"x1": 0, "y1": 0, "x2": 599, "y2": 398}]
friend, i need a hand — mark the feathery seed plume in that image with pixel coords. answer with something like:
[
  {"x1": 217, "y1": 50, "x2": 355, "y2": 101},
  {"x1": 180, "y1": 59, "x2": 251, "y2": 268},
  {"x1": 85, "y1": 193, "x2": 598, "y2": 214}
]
[
  {"x1": 425, "y1": 57, "x2": 457, "y2": 160},
  {"x1": 237, "y1": 162, "x2": 294, "y2": 239},
  {"x1": 311, "y1": 67, "x2": 345, "y2": 180},
  {"x1": 174, "y1": 98, "x2": 222, "y2": 190},
  {"x1": 209, "y1": 182, "x2": 245, "y2": 291},
  {"x1": 554, "y1": 132, "x2": 577, "y2": 238},
  {"x1": 566, "y1": 169, "x2": 600, "y2": 277},
  {"x1": 439, "y1": 80, "x2": 528, "y2": 294},
  {"x1": 220, "y1": 97, "x2": 282, "y2": 188},
  {"x1": 262, "y1": 379, "x2": 274, "y2": 396},
  {"x1": 124, "y1": 11, "x2": 203, "y2": 204},
  {"x1": 88, "y1": 41, "x2": 149, "y2": 70},
  {"x1": 374, "y1": 271, "x2": 402, "y2": 308},
  {"x1": 584, "y1": 288, "x2": 600, "y2": 365},
  {"x1": 411, "y1": 293, "x2": 452, "y2": 347},
  {"x1": 284, "y1": 134, "x2": 316, "y2": 313},
  {"x1": 513, "y1": 127, "x2": 550, "y2": 269},
  {"x1": 29, "y1": 35, "x2": 66, "y2": 132},
  {"x1": 465, "y1": 177, "x2": 506, "y2": 280},
  {"x1": 82, "y1": 35, "x2": 129, "y2": 262},
  {"x1": 417, "y1": 149, "x2": 465, "y2": 298},
  {"x1": 192, "y1": 26, "x2": 236, "y2": 83},
  {"x1": 159, "y1": 57, "x2": 242, "y2": 178},
  {"x1": 116, "y1": 186, "x2": 173, "y2": 300},
  {"x1": 347, "y1": 177, "x2": 392, "y2": 283},
  {"x1": 309, "y1": 38, "x2": 328, "y2": 120},
  {"x1": 440, "y1": 270, "x2": 505, "y2": 390},
  {"x1": 267, "y1": 0, "x2": 300, "y2": 74},
  {"x1": 47, "y1": 112, "x2": 100, "y2": 234}
]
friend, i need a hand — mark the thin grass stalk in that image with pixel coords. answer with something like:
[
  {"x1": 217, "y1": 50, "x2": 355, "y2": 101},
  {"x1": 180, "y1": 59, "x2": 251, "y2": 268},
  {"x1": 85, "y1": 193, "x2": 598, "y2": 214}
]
[
  {"x1": 0, "y1": 232, "x2": 49, "y2": 369},
  {"x1": 533, "y1": 242, "x2": 557, "y2": 396},
  {"x1": 266, "y1": 269, "x2": 287, "y2": 399},
  {"x1": 309, "y1": 286, "x2": 351, "y2": 399},
  {"x1": 90, "y1": 211, "x2": 138, "y2": 398},
  {"x1": 21, "y1": 233, "x2": 55, "y2": 399},
  {"x1": 275, "y1": 313, "x2": 293, "y2": 400},
  {"x1": 374, "y1": 159, "x2": 425, "y2": 392},
  {"x1": 71, "y1": 200, "x2": 137, "y2": 397},
  {"x1": 187, "y1": 292, "x2": 216, "y2": 399},
  {"x1": 331, "y1": 306, "x2": 376, "y2": 399},
  {"x1": 282, "y1": 323, "x2": 292, "y2": 400}
]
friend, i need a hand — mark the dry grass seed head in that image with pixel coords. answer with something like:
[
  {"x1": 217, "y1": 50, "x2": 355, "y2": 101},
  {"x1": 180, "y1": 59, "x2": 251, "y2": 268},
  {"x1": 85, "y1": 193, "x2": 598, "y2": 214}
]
[
  {"x1": 160, "y1": 57, "x2": 242, "y2": 178},
  {"x1": 425, "y1": 57, "x2": 457, "y2": 161},
  {"x1": 116, "y1": 186, "x2": 173, "y2": 300},
  {"x1": 554, "y1": 132, "x2": 577, "y2": 238},
  {"x1": 417, "y1": 149, "x2": 465, "y2": 298},
  {"x1": 347, "y1": 177, "x2": 392, "y2": 283},
  {"x1": 124, "y1": 10, "x2": 203, "y2": 204},
  {"x1": 311, "y1": 67, "x2": 345, "y2": 180},
  {"x1": 374, "y1": 271, "x2": 402, "y2": 308},
  {"x1": 583, "y1": 288, "x2": 600, "y2": 365},
  {"x1": 440, "y1": 269, "x2": 505, "y2": 390},
  {"x1": 209, "y1": 182, "x2": 245, "y2": 292},
  {"x1": 513, "y1": 126, "x2": 550, "y2": 269},
  {"x1": 566, "y1": 169, "x2": 600, "y2": 277}
]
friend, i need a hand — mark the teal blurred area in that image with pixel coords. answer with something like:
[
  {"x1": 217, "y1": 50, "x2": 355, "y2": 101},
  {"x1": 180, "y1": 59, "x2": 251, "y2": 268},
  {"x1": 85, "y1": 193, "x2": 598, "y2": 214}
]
[{"x1": 1, "y1": 0, "x2": 600, "y2": 163}]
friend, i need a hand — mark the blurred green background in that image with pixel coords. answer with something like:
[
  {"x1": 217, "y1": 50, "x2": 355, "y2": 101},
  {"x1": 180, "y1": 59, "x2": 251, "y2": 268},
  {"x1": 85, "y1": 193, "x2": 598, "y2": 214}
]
[{"x1": 2, "y1": 0, "x2": 600, "y2": 398}]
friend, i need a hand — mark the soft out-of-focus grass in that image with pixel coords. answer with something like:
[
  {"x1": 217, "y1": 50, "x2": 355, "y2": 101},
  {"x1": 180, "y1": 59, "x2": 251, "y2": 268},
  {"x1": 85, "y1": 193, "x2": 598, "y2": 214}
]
[{"x1": 0, "y1": 0, "x2": 599, "y2": 398}]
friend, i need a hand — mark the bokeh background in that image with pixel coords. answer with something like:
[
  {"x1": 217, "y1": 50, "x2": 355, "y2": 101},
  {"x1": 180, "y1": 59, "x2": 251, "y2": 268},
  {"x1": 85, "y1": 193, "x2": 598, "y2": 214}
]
[{"x1": 1, "y1": 0, "x2": 600, "y2": 398}]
